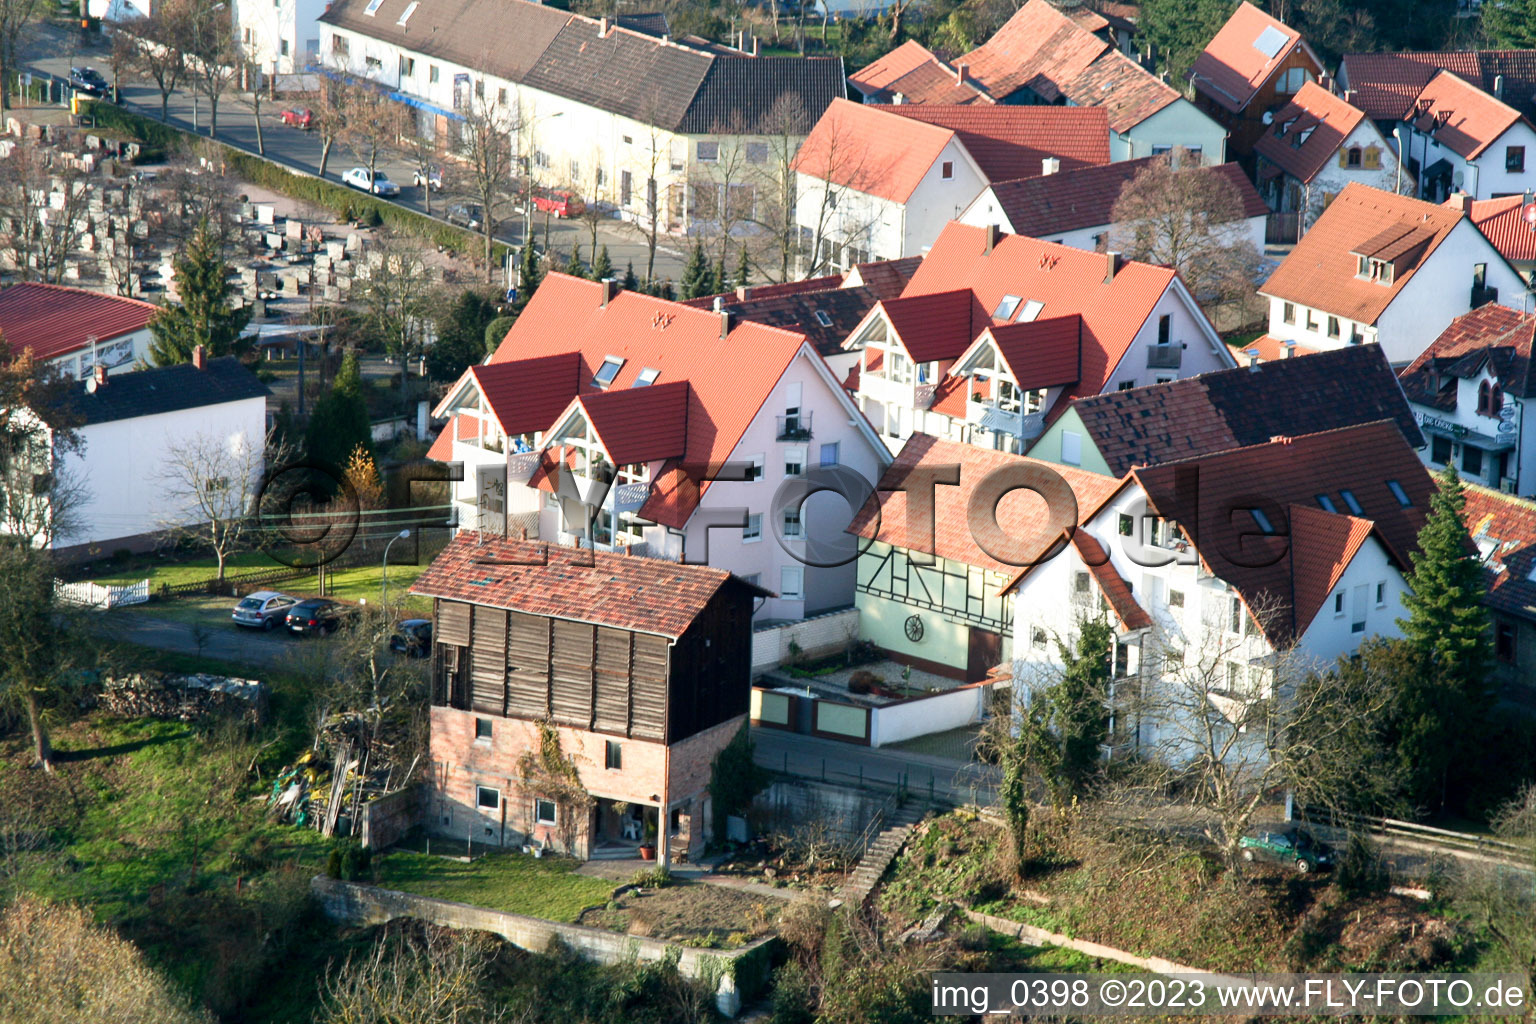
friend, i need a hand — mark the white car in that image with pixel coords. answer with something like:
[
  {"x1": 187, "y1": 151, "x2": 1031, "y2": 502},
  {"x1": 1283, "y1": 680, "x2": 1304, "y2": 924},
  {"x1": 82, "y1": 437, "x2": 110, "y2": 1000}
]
[
  {"x1": 413, "y1": 165, "x2": 443, "y2": 190},
  {"x1": 232, "y1": 590, "x2": 297, "y2": 630},
  {"x1": 342, "y1": 167, "x2": 400, "y2": 197}
]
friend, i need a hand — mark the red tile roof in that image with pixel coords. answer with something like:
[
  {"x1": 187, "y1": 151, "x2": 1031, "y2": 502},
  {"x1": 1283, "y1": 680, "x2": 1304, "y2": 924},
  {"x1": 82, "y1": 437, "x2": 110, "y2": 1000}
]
[
  {"x1": 877, "y1": 288, "x2": 985, "y2": 363},
  {"x1": 791, "y1": 98, "x2": 960, "y2": 204},
  {"x1": 681, "y1": 273, "x2": 845, "y2": 309},
  {"x1": 574, "y1": 379, "x2": 690, "y2": 466},
  {"x1": 0, "y1": 282, "x2": 159, "y2": 362},
  {"x1": 1463, "y1": 484, "x2": 1536, "y2": 623},
  {"x1": 1071, "y1": 530, "x2": 1151, "y2": 630},
  {"x1": 1339, "y1": 50, "x2": 1536, "y2": 122},
  {"x1": 1191, "y1": 1, "x2": 1308, "y2": 114},
  {"x1": 983, "y1": 314, "x2": 1083, "y2": 389},
  {"x1": 958, "y1": 0, "x2": 1107, "y2": 105},
  {"x1": 980, "y1": 158, "x2": 1267, "y2": 237},
  {"x1": 1253, "y1": 82, "x2": 1371, "y2": 184},
  {"x1": 850, "y1": 39, "x2": 941, "y2": 94},
  {"x1": 470, "y1": 353, "x2": 583, "y2": 436},
  {"x1": 847, "y1": 433, "x2": 1121, "y2": 575},
  {"x1": 1131, "y1": 421, "x2": 1433, "y2": 644},
  {"x1": 1240, "y1": 334, "x2": 1323, "y2": 362},
  {"x1": 483, "y1": 274, "x2": 809, "y2": 528},
  {"x1": 1070, "y1": 49, "x2": 1183, "y2": 134},
  {"x1": 847, "y1": 255, "x2": 923, "y2": 300},
  {"x1": 874, "y1": 104, "x2": 1111, "y2": 180},
  {"x1": 1400, "y1": 302, "x2": 1536, "y2": 407},
  {"x1": 410, "y1": 534, "x2": 755, "y2": 639},
  {"x1": 850, "y1": 40, "x2": 990, "y2": 104},
  {"x1": 1460, "y1": 193, "x2": 1536, "y2": 263},
  {"x1": 1259, "y1": 183, "x2": 1466, "y2": 324},
  {"x1": 1407, "y1": 70, "x2": 1524, "y2": 161},
  {"x1": 425, "y1": 420, "x2": 456, "y2": 461},
  {"x1": 896, "y1": 223, "x2": 1178, "y2": 414}
]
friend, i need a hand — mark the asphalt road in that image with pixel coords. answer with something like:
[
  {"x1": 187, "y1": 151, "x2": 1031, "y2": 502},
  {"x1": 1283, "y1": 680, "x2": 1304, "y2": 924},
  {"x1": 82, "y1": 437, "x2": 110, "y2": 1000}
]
[
  {"x1": 21, "y1": 24, "x2": 690, "y2": 283},
  {"x1": 90, "y1": 607, "x2": 330, "y2": 670}
]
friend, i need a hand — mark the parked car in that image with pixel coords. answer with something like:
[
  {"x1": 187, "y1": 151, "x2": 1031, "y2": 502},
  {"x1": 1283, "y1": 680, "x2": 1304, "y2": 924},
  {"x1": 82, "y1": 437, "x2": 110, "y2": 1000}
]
[
  {"x1": 279, "y1": 107, "x2": 313, "y2": 129},
  {"x1": 413, "y1": 165, "x2": 443, "y2": 190},
  {"x1": 342, "y1": 167, "x2": 400, "y2": 197},
  {"x1": 390, "y1": 619, "x2": 432, "y2": 657},
  {"x1": 232, "y1": 590, "x2": 298, "y2": 630},
  {"x1": 285, "y1": 598, "x2": 352, "y2": 636},
  {"x1": 445, "y1": 202, "x2": 483, "y2": 230},
  {"x1": 1239, "y1": 829, "x2": 1334, "y2": 873},
  {"x1": 532, "y1": 188, "x2": 581, "y2": 218},
  {"x1": 69, "y1": 66, "x2": 109, "y2": 97}
]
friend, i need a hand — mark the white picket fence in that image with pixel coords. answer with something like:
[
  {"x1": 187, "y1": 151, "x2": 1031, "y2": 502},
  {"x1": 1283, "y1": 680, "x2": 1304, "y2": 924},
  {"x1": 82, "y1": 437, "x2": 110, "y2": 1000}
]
[{"x1": 55, "y1": 578, "x2": 150, "y2": 610}]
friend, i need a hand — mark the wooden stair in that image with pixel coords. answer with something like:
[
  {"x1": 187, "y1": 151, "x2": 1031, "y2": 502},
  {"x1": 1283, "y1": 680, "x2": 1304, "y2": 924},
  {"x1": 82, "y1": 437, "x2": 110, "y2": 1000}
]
[{"x1": 840, "y1": 803, "x2": 926, "y2": 906}]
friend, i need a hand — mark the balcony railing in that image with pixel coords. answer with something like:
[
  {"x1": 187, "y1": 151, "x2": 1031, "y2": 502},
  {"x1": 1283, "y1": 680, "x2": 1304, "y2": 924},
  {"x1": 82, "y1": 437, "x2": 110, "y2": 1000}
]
[
  {"x1": 1147, "y1": 344, "x2": 1182, "y2": 369},
  {"x1": 776, "y1": 412, "x2": 813, "y2": 441},
  {"x1": 977, "y1": 403, "x2": 1045, "y2": 440},
  {"x1": 614, "y1": 481, "x2": 650, "y2": 515},
  {"x1": 507, "y1": 451, "x2": 541, "y2": 484}
]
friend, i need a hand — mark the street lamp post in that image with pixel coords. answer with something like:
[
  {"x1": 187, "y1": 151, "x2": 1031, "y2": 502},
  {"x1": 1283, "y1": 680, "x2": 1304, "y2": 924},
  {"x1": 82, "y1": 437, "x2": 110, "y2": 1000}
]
[
  {"x1": 381, "y1": 528, "x2": 411, "y2": 604},
  {"x1": 521, "y1": 110, "x2": 563, "y2": 254}
]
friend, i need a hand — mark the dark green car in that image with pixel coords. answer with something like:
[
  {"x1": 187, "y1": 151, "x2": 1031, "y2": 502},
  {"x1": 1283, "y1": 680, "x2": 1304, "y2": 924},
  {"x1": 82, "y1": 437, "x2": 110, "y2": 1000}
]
[{"x1": 1239, "y1": 829, "x2": 1334, "y2": 873}]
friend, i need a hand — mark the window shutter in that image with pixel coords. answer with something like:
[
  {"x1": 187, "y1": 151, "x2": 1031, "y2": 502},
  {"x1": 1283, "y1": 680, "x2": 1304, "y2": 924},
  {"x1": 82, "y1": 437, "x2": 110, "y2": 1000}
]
[{"x1": 1337, "y1": 148, "x2": 1349, "y2": 168}]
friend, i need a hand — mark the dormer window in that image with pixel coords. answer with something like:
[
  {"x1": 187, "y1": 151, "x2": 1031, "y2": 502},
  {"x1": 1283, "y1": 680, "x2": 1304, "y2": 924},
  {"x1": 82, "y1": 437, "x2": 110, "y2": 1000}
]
[
  {"x1": 1478, "y1": 380, "x2": 1503, "y2": 417},
  {"x1": 993, "y1": 294, "x2": 1022, "y2": 320},
  {"x1": 593, "y1": 356, "x2": 625, "y2": 387},
  {"x1": 1356, "y1": 255, "x2": 1394, "y2": 285}
]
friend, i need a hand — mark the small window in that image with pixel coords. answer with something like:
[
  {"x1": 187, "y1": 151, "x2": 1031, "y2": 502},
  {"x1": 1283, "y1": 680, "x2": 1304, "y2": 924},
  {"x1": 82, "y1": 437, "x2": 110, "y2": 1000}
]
[
  {"x1": 1375, "y1": 581, "x2": 1386, "y2": 607},
  {"x1": 1316, "y1": 494, "x2": 1338, "y2": 513},
  {"x1": 813, "y1": 309, "x2": 833, "y2": 327},
  {"x1": 1061, "y1": 430, "x2": 1081, "y2": 466},
  {"x1": 1386, "y1": 479, "x2": 1411, "y2": 507},
  {"x1": 1430, "y1": 435, "x2": 1452, "y2": 465},
  {"x1": 743, "y1": 513, "x2": 762, "y2": 542},
  {"x1": 1117, "y1": 381, "x2": 1136, "y2": 392},
  {"x1": 1508, "y1": 145, "x2": 1526, "y2": 173},
  {"x1": 1346, "y1": 146, "x2": 1363, "y2": 168},
  {"x1": 1151, "y1": 144, "x2": 1172, "y2": 156},
  {"x1": 1339, "y1": 489, "x2": 1363, "y2": 515},
  {"x1": 1229, "y1": 597, "x2": 1243, "y2": 634},
  {"x1": 363, "y1": 0, "x2": 384, "y2": 14},
  {"x1": 474, "y1": 718, "x2": 492, "y2": 740},
  {"x1": 1032, "y1": 627, "x2": 1047, "y2": 649},
  {"x1": 1226, "y1": 662, "x2": 1241, "y2": 692},
  {"x1": 1157, "y1": 314, "x2": 1171, "y2": 346},
  {"x1": 634, "y1": 367, "x2": 660, "y2": 387},
  {"x1": 697, "y1": 141, "x2": 719, "y2": 163},
  {"x1": 780, "y1": 566, "x2": 804, "y2": 599},
  {"x1": 593, "y1": 355, "x2": 625, "y2": 387},
  {"x1": 476, "y1": 786, "x2": 500, "y2": 810},
  {"x1": 1074, "y1": 570, "x2": 1091, "y2": 594},
  {"x1": 429, "y1": 64, "x2": 439, "y2": 83},
  {"x1": 1327, "y1": 316, "x2": 1340, "y2": 338},
  {"x1": 745, "y1": 142, "x2": 768, "y2": 164},
  {"x1": 1249, "y1": 508, "x2": 1275, "y2": 534},
  {"x1": 1169, "y1": 589, "x2": 1184, "y2": 608},
  {"x1": 1282, "y1": 301, "x2": 1295, "y2": 324},
  {"x1": 1118, "y1": 513, "x2": 1134, "y2": 536},
  {"x1": 280, "y1": 38, "x2": 289, "y2": 55},
  {"x1": 784, "y1": 448, "x2": 805, "y2": 477},
  {"x1": 993, "y1": 294, "x2": 1022, "y2": 320},
  {"x1": 940, "y1": 161, "x2": 954, "y2": 179},
  {"x1": 1333, "y1": 591, "x2": 1345, "y2": 617},
  {"x1": 744, "y1": 453, "x2": 765, "y2": 482},
  {"x1": 1305, "y1": 309, "x2": 1318, "y2": 331},
  {"x1": 819, "y1": 442, "x2": 840, "y2": 466},
  {"x1": 1497, "y1": 621, "x2": 1517, "y2": 663},
  {"x1": 623, "y1": 134, "x2": 633, "y2": 145},
  {"x1": 605, "y1": 741, "x2": 622, "y2": 770},
  {"x1": 534, "y1": 798, "x2": 557, "y2": 825},
  {"x1": 782, "y1": 508, "x2": 802, "y2": 539},
  {"x1": 396, "y1": 0, "x2": 418, "y2": 23},
  {"x1": 1463, "y1": 445, "x2": 1484, "y2": 475}
]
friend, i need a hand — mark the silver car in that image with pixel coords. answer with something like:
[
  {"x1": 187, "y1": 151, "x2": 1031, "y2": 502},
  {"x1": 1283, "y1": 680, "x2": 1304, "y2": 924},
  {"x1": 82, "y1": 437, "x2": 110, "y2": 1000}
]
[{"x1": 232, "y1": 590, "x2": 297, "y2": 630}]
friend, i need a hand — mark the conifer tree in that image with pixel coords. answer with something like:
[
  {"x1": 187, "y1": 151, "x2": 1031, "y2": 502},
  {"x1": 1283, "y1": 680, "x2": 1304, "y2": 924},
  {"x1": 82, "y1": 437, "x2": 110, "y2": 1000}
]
[
  {"x1": 679, "y1": 240, "x2": 709, "y2": 299},
  {"x1": 711, "y1": 258, "x2": 726, "y2": 297},
  {"x1": 591, "y1": 244, "x2": 613, "y2": 283},
  {"x1": 305, "y1": 352, "x2": 371, "y2": 470},
  {"x1": 147, "y1": 218, "x2": 252, "y2": 365},
  {"x1": 1399, "y1": 465, "x2": 1491, "y2": 686},
  {"x1": 565, "y1": 241, "x2": 585, "y2": 278},
  {"x1": 516, "y1": 242, "x2": 542, "y2": 310},
  {"x1": 735, "y1": 244, "x2": 750, "y2": 289},
  {"x1": 621, "y1": 261, "x2": 640, "y2": 292}
]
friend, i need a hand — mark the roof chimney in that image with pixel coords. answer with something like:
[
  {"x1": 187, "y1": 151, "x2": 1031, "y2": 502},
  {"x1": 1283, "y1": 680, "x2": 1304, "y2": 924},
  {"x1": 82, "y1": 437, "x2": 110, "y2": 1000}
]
[
  {"x1": 1318, "y1": 71, "x2": 1332, "y2": 92},
  {"x1": 712, "y1": 295, "x2": 725, "y2": 312},
  {"x1": 1041, "y1": 156, "x2": 1061, "y2": 175},
  {"x1": 192, "y1": 344, "x2": 207, "y2": 370},
  {"x1": 892, "y1": 91, "x2": 905, "y2": 105},
  {"x1": 93, "y1": 363, "x2": 107, "y2": 387},
  {"x1": 1283, "y1": 339, "x2": 1297, "y2": 358},
  {"x1": 955, "y1": 62, "x2": 968, "y2": 85},
  {"x1": 599, "y1": 15, "x2": 608, "y2": 35},
  {"x1": 719, "y1": 309, "x2": 731, "y2": 339},
  {"x1": 1246, "y1": 347, "x2": 1260, "y2": 370},
  {"x1": 1103, "y1": 250, "x2": 1121, "y2": 283},
  {"x1": 984, "y1": 223, "x2": 1000, "y2": 254},
  {"x1": 1448, "y1": 191, "x2": 1469, "y2": 214},
  {"x1": 1495, "y1": 73, "x2": 1505, "y2": 100},
  {"x1": 752, "y1": 34, "x2": 759, "y2": 56},
  {"x1": 600, "y1": 276, "x2": 616, "y2": 307},
  {"x1": 736, "y1": 285, "x2": 751, "y2": 300}
]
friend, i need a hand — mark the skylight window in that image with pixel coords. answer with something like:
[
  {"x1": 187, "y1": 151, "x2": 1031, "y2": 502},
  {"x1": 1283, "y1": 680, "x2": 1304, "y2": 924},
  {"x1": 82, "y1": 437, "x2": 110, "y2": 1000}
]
[
  {"x1": 813, "y1": 310, "x2": 833, "y2": 327},
  {"x1": 1253, "y1": 25, "x2": 1289, "y2": 58},
  {"x1": 363, "y1": 0, "x2": 384, "y2": 14},
  {"x1": 1249, "y1": 509, "x2": 1275, "y2": 535},
  {"x1": 1340, "y1": 489, "x2": 1364, "y2": 515},
  {"x1": 993, "y1": 294, "x2": 1022, "y2": 320},
  {"x1": 396, "y1": 0, "x2": 418, "y2": 24},
  {"x1": 593, "y1": 355, "x2": 625, "y2": 388},
  {"x1": 1386, "y1": 479, "x2": 1412, "y2": 507},
  {"x1": 1315, "y1": 494, "x2": 1338, "y2": 513},
  {"x1": 634, "y1": 367, "x2": 660, "y2": 387},
  {"x1": 1017, "y1": 299, "x2": 1044, "y2": 322}
]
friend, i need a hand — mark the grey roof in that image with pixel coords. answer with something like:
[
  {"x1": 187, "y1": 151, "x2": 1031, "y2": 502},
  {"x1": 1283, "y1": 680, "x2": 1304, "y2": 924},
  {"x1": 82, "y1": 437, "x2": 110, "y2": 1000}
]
[
  {"x1": 67, "y1": 357, "x2": 268, "y2": 426},
  {"x1": 617, "y1": 12, "x2": 669, "y2": 37},
  {"x1": 320, "y1": 0, "x2": 844, "y2": 134}
]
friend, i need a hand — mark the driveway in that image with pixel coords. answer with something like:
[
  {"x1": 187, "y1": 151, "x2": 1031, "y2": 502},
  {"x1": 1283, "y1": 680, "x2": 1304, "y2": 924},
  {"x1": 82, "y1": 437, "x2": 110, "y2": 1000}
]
[{"x1": 87, "y1": 599, "x2": 326, "y2": 671}]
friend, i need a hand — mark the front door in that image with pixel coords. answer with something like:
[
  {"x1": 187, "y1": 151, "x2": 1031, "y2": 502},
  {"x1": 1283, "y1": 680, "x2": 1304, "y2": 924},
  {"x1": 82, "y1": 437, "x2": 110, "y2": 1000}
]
[{"x1": 966, "y1": 627, "x2": 1003, "y2": 683}]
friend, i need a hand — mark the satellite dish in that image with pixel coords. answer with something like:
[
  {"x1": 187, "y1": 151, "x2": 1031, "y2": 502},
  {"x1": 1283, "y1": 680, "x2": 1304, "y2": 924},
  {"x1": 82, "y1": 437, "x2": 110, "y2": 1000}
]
[
  {"x1": 1262, "y1": 110, "x2": 1274, "y2": 125},
  {"x1": 85, "y1": 377, "x2": 97, "y2": 394}
]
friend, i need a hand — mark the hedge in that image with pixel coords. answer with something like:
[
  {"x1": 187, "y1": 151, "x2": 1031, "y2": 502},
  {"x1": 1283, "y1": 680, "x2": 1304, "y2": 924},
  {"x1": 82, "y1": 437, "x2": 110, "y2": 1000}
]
[{"x1": 82, "y1": 101, "x2": 508, "y2": 263}]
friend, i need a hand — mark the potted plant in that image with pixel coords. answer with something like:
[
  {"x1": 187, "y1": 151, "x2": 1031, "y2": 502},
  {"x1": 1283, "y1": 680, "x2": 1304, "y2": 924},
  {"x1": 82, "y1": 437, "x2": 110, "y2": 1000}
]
[{"x1": 638, "y1": 818, "x2": 658, "y2": 861}]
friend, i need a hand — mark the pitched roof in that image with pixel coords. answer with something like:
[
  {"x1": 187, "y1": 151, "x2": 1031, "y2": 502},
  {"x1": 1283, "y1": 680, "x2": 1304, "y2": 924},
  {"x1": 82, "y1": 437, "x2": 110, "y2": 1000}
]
[
  {"x1": 847, "y1": 432, "x2": 1121, "y2": 575},
  {"x1": 482, "y1": 274, "x2": 810, "y2": 527},
  {"x1": 1339, "y1": 50, "x2": 1536, "y2": 122},
  {"x1": 1190, "y1": 1, "x2": 1307, "y2": 114},
  {"x1": 877, "y1": 288, "x2": 986, "y2": 363},
  {"x1": 0, "y1": 282, "x2": 159, "y2": 362},
  {"x1": 978, "y1": 315, "x2": 1084, "y2": 389},
  {"x1": 1239, "y1": 334, "x2": 1323, "y2": 363},
  {"x1": 977, "y1": 158, "x2": 1267, "y2": 237},
  {"x1": 1400, "y1": 302, "x2": 1536, "y2": 407},
  {"x1": 469, "y1": 353, "x2": 583, "y2": 436},
  {"x1": 1406, "y1": 69, "x2": 1524, "y2": 161},
  {"x1": 1069, "y1": 345, "x2": 1424, "y2": 477},
  {"x1": 1460, "y1": 193, "x2": 1536, "y2": 263},
  {"x1": 892, "y1": 222, "x2": 1178, "y2": 409},
  {"x1": 677, "y1": 54, "x2": 846, "y2": 134},
  {"x1": 572, "y1": 379, "x2": 690, "y2": 466},
  {"x1": 791, "y1": 98, "x2": 960, "y2": 204},
  {"x1": 685, "y1": 285, "x2": 883, "y2": 357},
  {"x1": 62, "y1": 357, "x2": 267, "y2": 426},
  {"x1": 958, "y1": 0, "x2": 1108, "y2": 104},
  {"x1": 1463, "y1": 484, "x2": 1536, "y2": 623},
  {"x1": 1071, "y1": 530, "x2": 1151, "y2": 631},
  {"x1": 1131, "y1": 421, "x2": 1434, "y2": 644},
  {"x1": 1254, "y1": 82, "x2": 1371, "y2": 184},
  {"x1": 1259, "y1": 183, "x2": 1467, "y2": 324},
  {"x1": 849, "y1": 40, "x2": 989, "y2": 104},
  {"x1": 874, "y1": 104, "x2": 1111, "y2": 180},
  {"x1": 410, "y1": 534, "x2": 755, "y2": 639},
  {"x1": 1069, "y1": 49, "x2": 1183, "y2": 133},
  {"x1": 846, "y1": 255, "x2": 923, "y2": 299}
]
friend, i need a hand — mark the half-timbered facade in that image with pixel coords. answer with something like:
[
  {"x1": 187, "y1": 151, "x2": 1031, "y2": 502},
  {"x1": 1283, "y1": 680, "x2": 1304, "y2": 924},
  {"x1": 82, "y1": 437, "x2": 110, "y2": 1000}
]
[{"x1": 412, "y1": 535, "x2": 765, "y2": 866}]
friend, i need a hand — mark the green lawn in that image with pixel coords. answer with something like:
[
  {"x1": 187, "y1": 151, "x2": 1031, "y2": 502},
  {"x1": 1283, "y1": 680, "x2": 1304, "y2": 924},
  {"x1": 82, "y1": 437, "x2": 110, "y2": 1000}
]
[
  {"x1": 96, "y1": 558, "x2": 432, "y2": 617},
  {"x1": 373, "y1": 849, "x2": 614, "y2": 922},
  {"x1": 88, "y1": 550, "x2": 282, "y2": 588}
]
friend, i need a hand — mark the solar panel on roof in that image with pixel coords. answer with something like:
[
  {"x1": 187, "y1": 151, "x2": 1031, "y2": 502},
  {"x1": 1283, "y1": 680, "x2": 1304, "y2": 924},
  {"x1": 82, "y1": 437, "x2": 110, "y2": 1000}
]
[{"x1": 1253, "y1": 25, "x2": 1289, "y2": 59}]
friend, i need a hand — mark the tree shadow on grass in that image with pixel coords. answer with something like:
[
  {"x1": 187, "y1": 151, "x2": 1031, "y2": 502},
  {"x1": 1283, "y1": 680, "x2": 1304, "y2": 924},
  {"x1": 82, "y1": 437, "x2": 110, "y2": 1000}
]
[{"x1": 52, "y1": 730, "x2": 192, "y2": 763}]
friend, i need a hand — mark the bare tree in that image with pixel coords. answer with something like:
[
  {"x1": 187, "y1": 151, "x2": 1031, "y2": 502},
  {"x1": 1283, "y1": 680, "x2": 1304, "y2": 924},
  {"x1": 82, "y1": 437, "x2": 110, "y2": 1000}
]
[
  {"x1": 333, "y1": 69, "x2": 412, "y2": 196},
  {"x1": 692, "y1": 118, "x2": 754, "y2": 273},
  {"x1": 453, "y1": 81, "x2": 518, "y2": 278},
  {"x1": 0, "y1": 0, "x2": 41, "y2": 115},
  {"x1": 745, "y1": 94, "x2": 816, "y2": 283},
  {"x1": 630, "y1": 96, "x2": 668, "y2": 287},
  {"x1": 402, "y1": 116, "x2": 441, "y2": 218},
  {"x1": 158, "y1": 425, "x2": 287, "y2": 580},
  {"x1": 1109, "y1": 150, "x2": 1264, "y2": 313},
  {"x1": 0, "y1": 341, "x2": 86, "y2": 550},
  {"x1": 241, "y1": 37, "x2": 266, "y2": 157},
  {"x1": 791, "y1": 106, "x2": 880, "y2": 279},
  {"x1": 359, "y1": 233, "x2": 440, "y2": 365},
  {"x1": 317, "y1": 925, "x2": 520, "y2": 1024},
  {"x1": 0, "y1": 149, "x2": 90, "y2": 285},
  {"x1": 184, "y1": 0, "x2": 240, "y2": 139},
  {"x1": 572, "y1": 142, "x2": 609, "y2": 262},
  {"x1": 118, "y1": 1, "x2": 191, "y2": 122}
]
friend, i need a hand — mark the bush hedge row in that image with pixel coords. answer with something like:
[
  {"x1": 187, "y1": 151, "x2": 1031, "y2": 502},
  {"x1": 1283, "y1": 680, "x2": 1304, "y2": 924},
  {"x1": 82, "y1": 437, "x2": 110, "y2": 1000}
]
[{"x1": 84, "y1": 101, "x2": 508, "y2": 263}]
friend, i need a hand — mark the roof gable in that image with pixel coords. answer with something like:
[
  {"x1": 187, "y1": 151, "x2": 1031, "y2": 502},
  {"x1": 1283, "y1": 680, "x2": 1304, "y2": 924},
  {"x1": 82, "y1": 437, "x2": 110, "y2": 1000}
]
[
  {"x1": 0, "y1": 282, "x2": 159, "y2": 362},
  {"x1": 1408, "y1": 69, "x2": 1525, "y2": 161},
  {"x1": 791, "y1": 98, "x2": 959, "y2": 204},
  {"x1": 1340, "y1": 50, "x2": 1536, "y2": 123},
  {"x1": 1190, "y1": 1, "x2": 1308, "y2": 113},
  {"x1": 1463, "y1": 484, "x2": 1536, "y2": 623},
  {"x1": 575, "y1": 379, "x2": 690, "y2": 466},
  {"x1": 957, "y1": 0, "x2": 1108, "y2": 103},
  {"x1": 1400, "y1": 301, "x2": 1536, "y2": 402},
  {"x1": 849, "y1": 40, "x2": 988, "y2": 104},
  {"x1": 469, "y1": 353, "x2": 583, "y2": 436},
  {"x1": 63, "y1": 356, "x2": 267, "y2": 426},
  {"x1": 1254, "y1": 82, "x2": 1372, "y2": 184},
  {"x1": 873, "y1": 104, "x2": 1111, "y2": 180},
  {"x1": 1461, "y1": 193, "x2": 1536, "y2": 263}
]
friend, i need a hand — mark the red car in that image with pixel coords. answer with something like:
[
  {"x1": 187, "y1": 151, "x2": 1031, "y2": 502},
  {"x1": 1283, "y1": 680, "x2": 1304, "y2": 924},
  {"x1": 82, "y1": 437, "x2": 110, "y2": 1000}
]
[
  {"x1": 532, "y1": 189, "x2": 582, "y2": 218},
  {"x1": 279, "y1": 107, "x2": 313, "y2": 129}
]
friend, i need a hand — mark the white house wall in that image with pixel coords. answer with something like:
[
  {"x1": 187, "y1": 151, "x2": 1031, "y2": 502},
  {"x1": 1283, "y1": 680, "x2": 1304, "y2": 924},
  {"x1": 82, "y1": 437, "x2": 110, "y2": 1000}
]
[
  {"x1": 1094, "y1": 280, "x2": 1236, "y2": 394},
  {"x1": 235, "y1": 0, "x2": 326, "y2": 74},
  {"x1": 958, "y1": 195, "x2": 1264, "y2": 258},
  {"x1": 1399, "y1": 119, "x2": 1536, "y2": 201},
  {"x1": 1110, "y1": 100, "x2": 1227, "y2": 165},
  {"x1": 1302, "y1": 120, "x2": 1401, "y2": 201},
  {"x1": 1291, "y1": 536, "x2": 1407, "y2": 667},
  {"x1": 48, "y1": 328, "x2": 153, "y2": 382}
]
